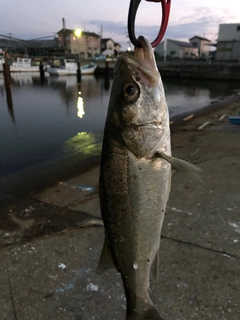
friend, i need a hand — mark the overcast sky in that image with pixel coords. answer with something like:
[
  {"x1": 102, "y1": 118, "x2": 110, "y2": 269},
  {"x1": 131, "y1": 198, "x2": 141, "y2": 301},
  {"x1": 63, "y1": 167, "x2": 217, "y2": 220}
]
[{"x1": 0, "y1": 0, "x2": 239, "y2": 49}]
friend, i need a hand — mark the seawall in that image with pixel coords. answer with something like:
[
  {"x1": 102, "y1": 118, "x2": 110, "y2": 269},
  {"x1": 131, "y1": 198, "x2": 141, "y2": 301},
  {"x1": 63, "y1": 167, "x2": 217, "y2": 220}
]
[
  {"x1": 157, "y1": 61, "x2": 240, "y2": 80},
  {"x1": 93, "y1": 59, "x2": 240, "y2": 80}
]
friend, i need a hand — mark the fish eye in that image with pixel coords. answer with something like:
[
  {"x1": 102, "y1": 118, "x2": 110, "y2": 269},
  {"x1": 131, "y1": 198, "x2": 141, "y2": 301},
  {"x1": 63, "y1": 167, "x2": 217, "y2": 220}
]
[{"x1": 123, "y1": 82, "x2": 139, "y2": 101}]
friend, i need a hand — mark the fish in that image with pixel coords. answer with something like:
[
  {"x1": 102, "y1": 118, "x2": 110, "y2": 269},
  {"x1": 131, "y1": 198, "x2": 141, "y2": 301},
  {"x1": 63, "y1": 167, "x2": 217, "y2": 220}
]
[{"x1": 97, "y1": 36, "x2": 171, "y2": 320}]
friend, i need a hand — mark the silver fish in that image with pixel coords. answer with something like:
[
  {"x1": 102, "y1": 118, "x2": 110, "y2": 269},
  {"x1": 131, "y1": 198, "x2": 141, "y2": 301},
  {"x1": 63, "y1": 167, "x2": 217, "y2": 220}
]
[{"x1": 97, "y1": 36, "x2": 171, "y2": 320}]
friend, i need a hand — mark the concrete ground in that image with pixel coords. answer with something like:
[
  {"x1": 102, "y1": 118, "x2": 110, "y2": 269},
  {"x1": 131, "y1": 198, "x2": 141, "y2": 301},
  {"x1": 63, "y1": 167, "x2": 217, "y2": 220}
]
[{"x1": 0, "y1": 97, "x2": 240, "y2": 320}]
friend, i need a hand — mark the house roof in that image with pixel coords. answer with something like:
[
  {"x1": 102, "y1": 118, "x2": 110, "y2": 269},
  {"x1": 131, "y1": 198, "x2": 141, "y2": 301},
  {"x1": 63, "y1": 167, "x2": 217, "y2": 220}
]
[
  {"x1": 101, "y1": 38, "x2": 113, "y2": 42},
  {"x1": 189, "y1": 35, "x2": 211, "y2": 42},
  {"x1": 57, "y1": 29, "x2": 100, "y2": 38},
  {"x1": 82, "y1": 31, "x2": 100, "y2": 38},
  {"x1": 101, "y1": 39, "x2": 121, "y2": 47},
  {"x1": 101, "y1": 38, "x2": 114, "y2": 45},
  {"x1": 168, "y1": 39, "x2": 196, "y2": 48}
]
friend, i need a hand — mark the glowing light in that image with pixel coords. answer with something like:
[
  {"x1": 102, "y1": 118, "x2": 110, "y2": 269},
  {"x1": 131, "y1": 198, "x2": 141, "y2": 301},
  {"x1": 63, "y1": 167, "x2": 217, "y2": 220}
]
[
  {"x1": 63, "y1": 132, "x2": 102, "y2": 156},
  {"x1": 77, "y1": 95, "x2": 85, "y2": 118},
  {"x1": 74, "y1": 29, "x2": 82, "y2": 38}
]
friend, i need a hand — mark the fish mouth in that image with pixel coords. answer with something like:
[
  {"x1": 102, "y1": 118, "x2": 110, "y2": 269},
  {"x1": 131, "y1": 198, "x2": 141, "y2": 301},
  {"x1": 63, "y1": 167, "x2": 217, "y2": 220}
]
[
  {"x1": 117, "y1": 37, "x2": 160, "y2": 87},
  {"x1": 136, "y1": 123, "x2": 162, "y2": 129},
  {"x1": 120, "y1": 36, "x2": 157, "y2": 70},
  {"x1": 122, "y1": 122, "x2": 162, "y2": 130}
]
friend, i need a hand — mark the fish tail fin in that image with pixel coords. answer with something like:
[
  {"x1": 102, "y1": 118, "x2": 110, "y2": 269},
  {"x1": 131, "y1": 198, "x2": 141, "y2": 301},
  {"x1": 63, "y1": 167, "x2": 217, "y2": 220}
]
[
  {"x1": 126, "y1": 304, "x2": 164, "y2": 320},
  {"x1": 96, "y1": 237, "x2": 115, "y2": 274}
]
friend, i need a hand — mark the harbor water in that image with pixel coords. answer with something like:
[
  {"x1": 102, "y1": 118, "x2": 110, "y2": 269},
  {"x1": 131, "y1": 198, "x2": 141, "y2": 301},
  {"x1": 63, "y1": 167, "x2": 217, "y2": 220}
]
[{"x1": 0, "y1": 73, "x2": 238, "y2": 179}]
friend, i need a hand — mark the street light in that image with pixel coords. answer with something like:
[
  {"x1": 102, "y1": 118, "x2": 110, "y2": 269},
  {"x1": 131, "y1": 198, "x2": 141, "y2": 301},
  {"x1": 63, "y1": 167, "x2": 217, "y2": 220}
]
[
  {"x1": 74, "y1": 29, "x2": 82, "y2": 62},
  {"x1": 74, "y1": 29, "x2": 82, "y2": 83},
  {"x1": 74, "y1": 29, "x2": 82, "y2": 38}
]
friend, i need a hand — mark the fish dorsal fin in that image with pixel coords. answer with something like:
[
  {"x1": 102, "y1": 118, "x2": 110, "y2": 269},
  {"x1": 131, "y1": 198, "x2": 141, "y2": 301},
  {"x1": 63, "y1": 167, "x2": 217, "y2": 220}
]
[{"x1": 96, "y1": 237, "x2": 115, "y2": 274}]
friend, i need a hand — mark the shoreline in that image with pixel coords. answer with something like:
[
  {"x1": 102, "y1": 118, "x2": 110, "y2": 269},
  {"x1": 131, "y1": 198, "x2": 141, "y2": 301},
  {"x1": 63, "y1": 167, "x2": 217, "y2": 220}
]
[
  {"x1": 1, "y1": 90, "x2": 240, "y2": 196},
  {"x1": 170, "y1": 91, "x2": 240, "y2": 125}
]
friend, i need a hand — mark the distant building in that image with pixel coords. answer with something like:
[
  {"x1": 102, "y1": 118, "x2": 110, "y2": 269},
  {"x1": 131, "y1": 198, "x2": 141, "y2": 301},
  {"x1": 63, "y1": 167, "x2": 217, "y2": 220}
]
[
  {"x1": 216, "y1": 23, "x2": 240, "y2": 60},
  {"x1": 0, "y1": 37, "x2": 26, "y2": 55},
  {"x1": 27, "y1": 39, "x2": 59, "y2": 56},
  {"x1": 189, "y1": 36, "x2": 211, "y2": 57},
  {"x1": 0, "y1": 37, "x2": 58, "y2": 57},
  {"x1": 57, "y1": 28, "x2": 101, "y2": 59},
  {"x1": 101, "y1": 38, "x2": 121, "y2": 56},
  {"x1": 155, "y1": 39, "x2": 199, "y2": 59}
]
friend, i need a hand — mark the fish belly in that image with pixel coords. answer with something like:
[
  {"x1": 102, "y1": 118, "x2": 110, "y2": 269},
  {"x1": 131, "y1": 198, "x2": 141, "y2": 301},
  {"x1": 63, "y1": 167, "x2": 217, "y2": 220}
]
[{"x1": 100, "y1": 140, "x2": 171, "y2": 317}]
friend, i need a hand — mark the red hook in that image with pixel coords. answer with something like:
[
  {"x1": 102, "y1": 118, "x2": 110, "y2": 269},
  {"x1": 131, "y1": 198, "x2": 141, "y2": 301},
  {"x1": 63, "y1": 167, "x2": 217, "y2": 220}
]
[{"x1": 128, "y1": 0, "x2": 171, "y2": 48}]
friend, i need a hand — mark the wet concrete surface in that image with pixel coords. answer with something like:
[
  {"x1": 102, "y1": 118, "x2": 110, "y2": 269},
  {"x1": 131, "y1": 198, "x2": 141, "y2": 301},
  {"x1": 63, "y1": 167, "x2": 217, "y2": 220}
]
[{"x1": 0, "y1": 99, "x2": 240, "y2": 319}]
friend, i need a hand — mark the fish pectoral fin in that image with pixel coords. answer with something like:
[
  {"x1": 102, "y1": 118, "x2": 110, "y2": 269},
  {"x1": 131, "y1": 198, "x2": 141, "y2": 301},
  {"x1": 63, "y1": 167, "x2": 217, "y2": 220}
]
[
  {"x1": 96, "y1": 237, "x2": 115, "y2": 274},
  {"x1": 150, "y1": 249, "x2": 160, "y2": 281},
  {"x1": 156, "y1": 151, "x2": 202, "y2": 181}
]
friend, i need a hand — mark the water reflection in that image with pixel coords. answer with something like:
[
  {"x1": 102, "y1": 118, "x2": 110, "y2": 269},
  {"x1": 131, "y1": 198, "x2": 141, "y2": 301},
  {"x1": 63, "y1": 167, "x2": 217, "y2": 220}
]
[
  {"x1": 0, "y1": 76, "x2": 15, "y2": 123},
  {"x1": 10, "y1": 73, "x2": 34, "y2": 85},
  {"x1": 5, "y1": 87, "x2": 15, "y2": 123},
  {"x1": 163, "y1": 78, "x2": 238, "y2": 116},
  {"x1": 0, "y1": 72, "x2": 239, "y2": 178},
  {"x1": 64, "y1": 132, "x2": 102, "y2": 155},
  {"x1": 45, "y1": 75, "x2": 102, "y2": 111},
  {"x1": 0, "y1": 73, "x2": 110, "y2": 178},
  {"x1": 77, "y1": 83, "x2": 85, "y2": 118},
  {"x1": 47, "y1": 75, "x2": 78, "y2": 88}
]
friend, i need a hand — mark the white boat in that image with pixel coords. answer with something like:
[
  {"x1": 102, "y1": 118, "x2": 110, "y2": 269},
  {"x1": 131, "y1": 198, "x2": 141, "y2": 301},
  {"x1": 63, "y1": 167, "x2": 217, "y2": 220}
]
[
  {"x1": 81, "y1": 63, "x2": 97, "y2": 75},
  {"x1": 47, "y1": 59, "x2": 97, "y2": 76},
  {"x1": 10, "y1": 58, "x2": 39, "y2": 72},
  {"x1": 0, "y1": 56, "x2": 5, "y2": 72}
]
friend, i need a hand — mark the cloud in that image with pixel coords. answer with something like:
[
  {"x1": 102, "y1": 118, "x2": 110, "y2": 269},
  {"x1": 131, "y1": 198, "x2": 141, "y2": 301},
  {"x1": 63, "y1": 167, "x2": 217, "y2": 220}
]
[
  {"x1": 87, "y1": 17, "x2": 217, "y2": 49},
  {"x1": 0, "y1": 1, "x2": 239, "y2": 51},
  {"x1": 88, "y1": 20, "x2": 130, "y2": 47},
  {"x1": 88, "y1": 5, "x2": 236, "y2": 48},
  {"x1": 88, "y1": 20, "x2": 126, "y2": 35}
]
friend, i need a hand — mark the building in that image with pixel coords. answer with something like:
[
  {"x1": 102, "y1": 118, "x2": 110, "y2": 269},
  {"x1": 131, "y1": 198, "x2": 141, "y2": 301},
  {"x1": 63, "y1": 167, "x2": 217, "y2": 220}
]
[
  {"x1": 0, "y1": 37, "x2": 26, "y2": 55},
  {"x1": 189, "y1": 36, "x2": 211, "y2": 57},
  {"x1": 155, "y1": 39, "x2": 199, "y2": 59},
  {"x1": 0, "y1": 37, "x2": 58, "y2": 57},
  {"x1": 101, "y1": 38, "x2": 121, "y2": 56},
  {"x1": 57, "y1": 28, "x2": 101, "y2": 59},
  {"x1": 216, "y1": 23, "x2": 240, "y2": 61},
  {"x1": 27, "y1": 39, "x2": 59, "y2": 57}
]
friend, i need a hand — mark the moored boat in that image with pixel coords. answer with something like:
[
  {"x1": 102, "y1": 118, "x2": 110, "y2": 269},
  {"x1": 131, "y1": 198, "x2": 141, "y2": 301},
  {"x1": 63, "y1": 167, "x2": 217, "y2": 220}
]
[
  {"x1": 81, "y1": 63, "x2": 98, "y2": 75},
  {"x1": 47, "y1": 59, "x2": 97, "y2": 76},
  {"x1": 10, "y1": 58, "x2": 39, "y2": 72},
  {"x1": 0, "y1": 56, "x2": 5, "y2": 72}
]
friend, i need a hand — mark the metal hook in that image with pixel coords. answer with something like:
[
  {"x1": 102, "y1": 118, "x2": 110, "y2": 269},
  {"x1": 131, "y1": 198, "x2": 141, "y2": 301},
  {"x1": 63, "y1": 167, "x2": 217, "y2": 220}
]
[{"x1": 128, "y1": 0, "x2": 171, "y2": 48}]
